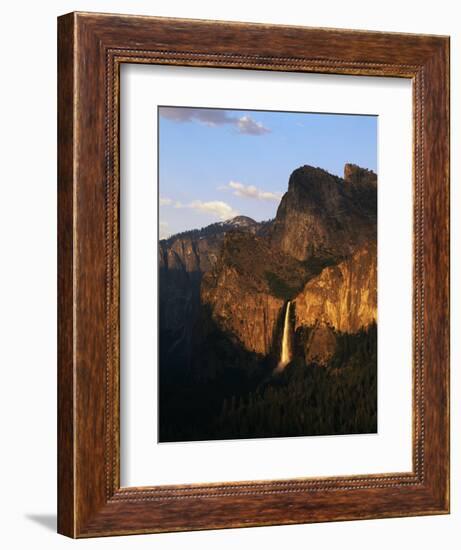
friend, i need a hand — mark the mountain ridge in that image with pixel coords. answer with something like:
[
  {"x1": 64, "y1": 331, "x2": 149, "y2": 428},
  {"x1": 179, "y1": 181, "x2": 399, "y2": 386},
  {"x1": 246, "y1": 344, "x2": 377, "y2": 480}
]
[{"x1": 160, "y1": 163, "x2": 377, "y2": 374}]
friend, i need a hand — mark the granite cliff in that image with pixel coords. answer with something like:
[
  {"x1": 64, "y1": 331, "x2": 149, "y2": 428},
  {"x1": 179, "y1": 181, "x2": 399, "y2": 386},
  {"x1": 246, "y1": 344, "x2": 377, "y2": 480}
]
[
  {"x1": 159, "y1": 216, "x2": 263, "y2": 370},
  {"x1": 294, "y1": 243, "x2": 377, "y2": 334},
  {"x1": 294, "y1": 243, "x2": 377, "y2": 365},
  {"x1": 271, "y1": 164, "x2": 376, "y2": 262},
  {"x1": 159, "y1": 163, "x2": 377, "y2": 374},
  {"x1": 201, "y1": 231, "x2": 309, "y2": 355}
]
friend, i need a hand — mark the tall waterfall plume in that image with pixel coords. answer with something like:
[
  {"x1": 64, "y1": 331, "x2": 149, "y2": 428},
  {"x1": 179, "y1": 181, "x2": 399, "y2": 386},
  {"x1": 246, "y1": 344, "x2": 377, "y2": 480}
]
[{"x1": 277, "y1": 301, "x2": 293, "y2": 370}]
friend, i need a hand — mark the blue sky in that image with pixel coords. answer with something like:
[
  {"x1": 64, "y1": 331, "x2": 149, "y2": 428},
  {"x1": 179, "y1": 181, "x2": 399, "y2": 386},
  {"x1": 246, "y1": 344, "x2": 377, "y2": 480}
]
[{"x1": 159, "y1": 106, "x2": 377, "y2": 239}]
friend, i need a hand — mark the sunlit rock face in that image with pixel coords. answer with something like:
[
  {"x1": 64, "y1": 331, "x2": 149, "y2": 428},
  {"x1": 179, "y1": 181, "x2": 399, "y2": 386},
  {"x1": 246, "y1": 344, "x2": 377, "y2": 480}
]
[
  {"x1": 271, "y1": 165, "x2": 376, "y2": 262},
  {"x1": 294, "y1": 244, "x2": 377, "y2": 334},
  {"x1": 160, "y1": 163, "x2": 377, "y2": 372},
  {"x1": 202, "y1": 264, "x2": 284, "y2": 356},
  {"x1": 201, "y1": 232, "x2": 309, "y2": 356},
  {"x1": 158, "y1": 217, "x2": 261, "y2": 368}
]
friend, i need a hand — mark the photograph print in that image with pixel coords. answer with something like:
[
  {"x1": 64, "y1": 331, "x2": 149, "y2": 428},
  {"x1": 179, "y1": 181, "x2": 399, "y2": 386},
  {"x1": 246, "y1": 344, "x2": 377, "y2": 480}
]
[{"x1": 158, "y1": 106, "x2": 377, "y2": 443}]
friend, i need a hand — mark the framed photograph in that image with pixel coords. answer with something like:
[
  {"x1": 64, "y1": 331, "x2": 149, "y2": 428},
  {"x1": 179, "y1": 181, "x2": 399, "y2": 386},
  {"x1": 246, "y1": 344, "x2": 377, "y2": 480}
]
[{"x1": 58, "y1": 12, "x2": 450, "y2": 537}]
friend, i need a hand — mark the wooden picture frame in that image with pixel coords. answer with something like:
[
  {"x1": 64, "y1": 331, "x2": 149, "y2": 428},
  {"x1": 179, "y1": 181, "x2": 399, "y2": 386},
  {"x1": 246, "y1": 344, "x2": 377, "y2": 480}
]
[{"x1": 57, "y1": 12, "x2": 450, "y2": 538}]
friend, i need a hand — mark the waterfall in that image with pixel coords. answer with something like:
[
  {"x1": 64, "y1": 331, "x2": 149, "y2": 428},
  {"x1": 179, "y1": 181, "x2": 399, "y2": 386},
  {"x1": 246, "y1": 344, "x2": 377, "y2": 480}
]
[{"x1": 278, "y1": 301, "x2": 292, "y2": 370}]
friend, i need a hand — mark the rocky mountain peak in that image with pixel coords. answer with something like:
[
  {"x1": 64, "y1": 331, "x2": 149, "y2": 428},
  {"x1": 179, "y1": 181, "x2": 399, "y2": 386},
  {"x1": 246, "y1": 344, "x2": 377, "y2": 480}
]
[
  {"x1": 287, "y1": 165, "x2": 341, "y2": 196},
  {"x1": 271, "y1": 163, "x2": 376, "y2": 262},
  {"x1": 344, "y1": 163, "x2": 377, "y2": 186},
  {"x1": 160, "y1": 162, "x2": 377, "y2": 376},
  {"x1": 223, "y1": 215, "x2": 257, "y2": 228}
]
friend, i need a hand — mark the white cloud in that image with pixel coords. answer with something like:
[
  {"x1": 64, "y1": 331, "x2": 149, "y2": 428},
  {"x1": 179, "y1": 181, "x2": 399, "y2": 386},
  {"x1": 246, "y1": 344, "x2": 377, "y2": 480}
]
[
  {"x1": 160, "y1": 194, "x2": 239, "y2": 222},
  {"x1": 188, "y1": 200, "x2": 239, "y2": 221},
  {"x1": 236, "y1": 116, "x2": 271, "y2": 136},
  {"x1": 225, "y1": 181, "x2": 283, "y2": 202},
  {"x1": 159, "y1": 107, "x2": 270, "y2": 136}
]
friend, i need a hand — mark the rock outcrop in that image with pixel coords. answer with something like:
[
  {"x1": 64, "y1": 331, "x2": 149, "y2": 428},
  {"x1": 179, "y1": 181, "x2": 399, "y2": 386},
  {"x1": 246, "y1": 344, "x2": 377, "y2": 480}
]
[
  {"x1": 271, "y1": 165, "x2": 376, "y2": 262},
  {"x1": 201, "y1": 231, "x2": 309, "y2": 355},
  {"x1": 294, "y1": 244, "x2": 377, "y2": 334},
  {"x1": 159, "y1": 217, "x2": 262, "y2": 369},
  {"x1": 160, "y1": 163, "x2": 377, "y2": 372}
]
